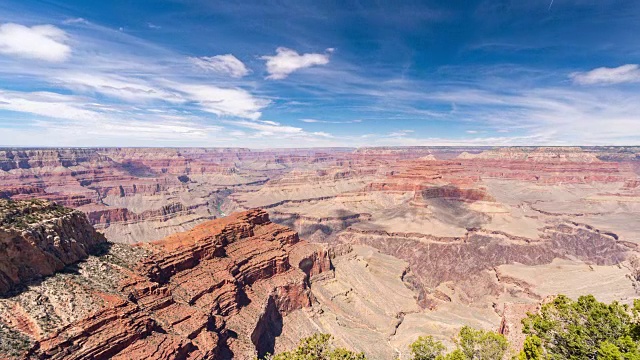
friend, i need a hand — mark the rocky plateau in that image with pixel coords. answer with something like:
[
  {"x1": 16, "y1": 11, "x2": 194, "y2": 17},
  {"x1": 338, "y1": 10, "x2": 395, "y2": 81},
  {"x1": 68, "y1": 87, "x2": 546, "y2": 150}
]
[{"x1": 1, "y1": 146, "x2": 639, "y2": 359}]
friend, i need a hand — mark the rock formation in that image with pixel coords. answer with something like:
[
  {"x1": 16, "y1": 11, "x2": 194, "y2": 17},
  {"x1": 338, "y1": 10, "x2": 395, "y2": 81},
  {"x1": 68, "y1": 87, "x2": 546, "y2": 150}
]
[
  {"x1": 1, "y1": 146, "x2": 639, "y2": 358},
  {"x1": 0, "y1": 207, "x2": 329, "y2": 359},
  {"x1": 0, "y1": 199, "x2": 106, "y2": 295}
]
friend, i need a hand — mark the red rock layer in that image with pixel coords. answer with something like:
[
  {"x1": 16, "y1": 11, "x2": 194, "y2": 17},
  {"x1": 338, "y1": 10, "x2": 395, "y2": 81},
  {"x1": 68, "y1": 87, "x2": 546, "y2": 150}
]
[
  {"x1": 2, "y1": 147, "x2": 637, "y2": 239},
  {"x1": 0, "y1": 203, "x2": 106, "y2": 295},
  {"x1": 28, "y1": 209, "x2": 329, "y2": 360},
  {"x1": 0, "y1": 148, "x2": 357, "y2": 234}
]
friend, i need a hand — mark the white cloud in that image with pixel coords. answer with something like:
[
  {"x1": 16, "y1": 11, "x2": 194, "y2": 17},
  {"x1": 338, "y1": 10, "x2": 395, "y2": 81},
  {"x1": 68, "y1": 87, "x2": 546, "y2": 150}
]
[
  {"x1": 312, "y1": 131, "x2": 334, "y2": 138},
  {"x1": 189, "y1": 54, "x2": 249, "y2": 78},
  {"x1": 0, "y1": 21, "x2": 279, "y2": 145},
  {"x1": 4, "y1": 15, "x2": 637, "y2": 147},
  {"x1": 172, "y1": 83, "x2": 269, "y2": 119},
  {"x1": 261, "y1": 47, "x2": 331, "y2": 80},
  {"x1": 0, "y1": 89, "x2": 226, "y2": 145},
  {"x1": 466, "y1": 130, "x2": 478, "y2": 134},
  {"x1": 0, "y1": 23, "x2": 71, "y2": 62},
  {"x1": 227, "y1": 120, "x2": 304, "y2": 135},
  {"x1": 96, "y1": 120, "x2": 221, "y2": 139},
  {"x1": 223, "y1": 120, "x2": 342, "y2": 143},
  {"x1": 49, "y1": 73, "x2": 268, "y2": 119},
  {"x1": 54, "y1": 73, "x2": 184, "y2": 102},
  {"x1": 424, "y1": 87, "x2": 640, "y2": 144},
  {"x1": 0, "y1": 90, "x2": 103, "y2": 121},
  {"x1": 300, "y1": 118, "x2": 361, "y2": 124},
  {"x1": 259, "y1": 120, "x2": 280, "y2": 126},
  {"x1": 570, "y1": 64, "x2": 640, "y2": 85},
  {"x1": 63, "y1": 18, "x2": 90, "y2": 25},
  {"x1": 387, "y1": 129, "x2": 415, "y2": 137}
]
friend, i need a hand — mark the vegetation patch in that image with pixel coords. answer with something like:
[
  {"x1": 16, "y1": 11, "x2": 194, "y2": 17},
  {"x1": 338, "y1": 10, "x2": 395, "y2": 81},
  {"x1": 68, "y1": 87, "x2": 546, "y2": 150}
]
[
  {"x1": 266, "y1": 296, "x2": 640, "y2": 360},
  {"x1": 519, "y1": 295, "x2": 640, "y2": 360},
  {"x1": 0, "y1": 199, "x2": 73, "y2": 230},
  {"x1": 410, "y1": 327, "x2": 508, "y2": 360},
  {"x1": 262, "y1": 333, "x2": 366, "y2": 360},
  {"x1": 0, "y1": 321, "x2": 32, "y2": 358}
]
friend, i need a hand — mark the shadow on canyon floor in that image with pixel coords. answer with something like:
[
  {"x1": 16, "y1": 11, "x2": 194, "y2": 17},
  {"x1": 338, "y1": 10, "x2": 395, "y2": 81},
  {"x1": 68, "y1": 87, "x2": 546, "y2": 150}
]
[
  {"x1": 253, "y1": 296, "x2": 284, "y2": 358},
  {"x1": 0, "y1": 242, "x2": 114, "y2": 299}
]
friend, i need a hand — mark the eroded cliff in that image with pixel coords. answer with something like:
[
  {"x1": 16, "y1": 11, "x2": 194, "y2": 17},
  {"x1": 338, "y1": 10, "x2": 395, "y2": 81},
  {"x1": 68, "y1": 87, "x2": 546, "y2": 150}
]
[
  {"x1": 0, "y1": 208, "x2": 330, "y2": 359},
  {"x1": 0, "y1": 199, "x2": 106, "y2": 296}
]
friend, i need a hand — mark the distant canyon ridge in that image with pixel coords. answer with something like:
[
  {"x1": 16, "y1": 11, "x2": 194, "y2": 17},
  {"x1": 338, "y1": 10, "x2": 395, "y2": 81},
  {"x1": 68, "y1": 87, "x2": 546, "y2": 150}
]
[{"x1": 1, "y1": 146, "x2": 639, "y2": 359}]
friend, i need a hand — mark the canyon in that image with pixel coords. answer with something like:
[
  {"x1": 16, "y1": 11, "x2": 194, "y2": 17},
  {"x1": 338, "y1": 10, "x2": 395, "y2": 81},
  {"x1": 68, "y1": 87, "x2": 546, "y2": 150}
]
[
  {"x1": 0, "y1": 203, "x2": 329, "y2": 359},
  {"x1": 1, "y1": 146, "x2": 639, "y2": 359}
]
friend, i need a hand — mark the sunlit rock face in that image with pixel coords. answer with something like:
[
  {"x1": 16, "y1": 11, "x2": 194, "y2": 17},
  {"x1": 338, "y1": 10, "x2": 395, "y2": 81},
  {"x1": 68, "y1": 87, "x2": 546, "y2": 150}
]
[
  {"x1": 1, "y1": 146, "x2": 639, "y2": 359},
  {"x1": 0, "y1": 199, "x2": 106, "y2": 295},
  {"x1": 0, "y1": 208, "x2": 330, "y2": 359}
]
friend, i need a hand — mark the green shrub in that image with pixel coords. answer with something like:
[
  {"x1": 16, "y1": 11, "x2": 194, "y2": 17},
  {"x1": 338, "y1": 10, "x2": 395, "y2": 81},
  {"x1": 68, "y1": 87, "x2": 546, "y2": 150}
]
[
  {"x1": 266, "y1": 333, "x2": 366, "y2": 360},
  {"x1": 456, "y1": 326, "x2": 508, "y2": 360},
  {"x1": 409, "y1": 326, "x2": 507, "y2": 360},
  {"x1": 411, "y1": 335, "x2": 446, "y2": 360},
  {"x1": 519, "y1": 295, "x2": 640, "y2": 360}
]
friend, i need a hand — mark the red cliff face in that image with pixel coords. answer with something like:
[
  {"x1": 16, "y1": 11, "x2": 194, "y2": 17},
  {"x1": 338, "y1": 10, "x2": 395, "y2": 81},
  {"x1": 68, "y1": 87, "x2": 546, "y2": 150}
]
[
  {"x1": 0, "y1": 148, "x2": 355, "y2": 243},
  {"x1": 2, "y1": 147, "x2": 637, "y2": 245},
  {"x1": 0, "y1": 200, "x2": 107, "y2": 296},
  {"x1": 23, "y1": 209, "x2": 329, "y2": 360}
]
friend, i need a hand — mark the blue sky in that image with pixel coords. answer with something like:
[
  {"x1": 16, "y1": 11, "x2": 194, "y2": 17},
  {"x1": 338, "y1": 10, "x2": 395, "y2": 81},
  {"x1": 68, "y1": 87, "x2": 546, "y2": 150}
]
[{"x1": 0, "y1": 0, "x2": 639, "y2": 147}]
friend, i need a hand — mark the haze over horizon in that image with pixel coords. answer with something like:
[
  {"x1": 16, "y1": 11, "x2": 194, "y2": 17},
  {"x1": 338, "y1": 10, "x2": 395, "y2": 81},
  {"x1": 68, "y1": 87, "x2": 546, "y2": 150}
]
[{"x1": 1, "y1": 0, "x2": 639, "y2": 147}]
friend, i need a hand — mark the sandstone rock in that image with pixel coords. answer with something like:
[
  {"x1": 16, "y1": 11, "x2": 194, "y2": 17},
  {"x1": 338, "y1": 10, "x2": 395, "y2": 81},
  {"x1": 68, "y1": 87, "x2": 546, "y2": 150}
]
[
  {"x1": 0, "y1": 199, "x2": 106, "y2": 295},
  {"x1": 1, "y1": 146, "x2": 638, "y2": 359},
  {"x1": 0, "y1": 209, "x2": 330, "y2": 360}
]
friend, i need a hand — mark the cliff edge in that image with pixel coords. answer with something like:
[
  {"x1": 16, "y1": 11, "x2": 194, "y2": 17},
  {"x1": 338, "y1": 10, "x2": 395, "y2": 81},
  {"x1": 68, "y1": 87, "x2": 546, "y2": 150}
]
[
  {"x1": 0, "y1": 199, "x2": 106, "y2": 295},
  {"x1": 0, "y1": 206, "x2": 330, "y2": 359}
]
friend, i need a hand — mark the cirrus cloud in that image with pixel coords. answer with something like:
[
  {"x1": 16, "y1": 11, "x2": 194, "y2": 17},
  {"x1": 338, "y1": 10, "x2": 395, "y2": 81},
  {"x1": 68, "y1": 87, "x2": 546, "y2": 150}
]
[
  {"x1": 300, "y1": 118, "x2": 362, "y2": 124},
  {"x1": 189, "y1": 54, "x2": 250, "y2": 78},
  {"x1": 570, "y1": 64, "x2": 640, "y2": 85},
  {"x1": 261, "y1": 47, "x2": 331, "y2": 80},
  {"x1": 171, "y1": 83, "x2": 269, "y2": 120},
  {"x1": 0, "y1": 23, "x2": 71, "y2": 62}
]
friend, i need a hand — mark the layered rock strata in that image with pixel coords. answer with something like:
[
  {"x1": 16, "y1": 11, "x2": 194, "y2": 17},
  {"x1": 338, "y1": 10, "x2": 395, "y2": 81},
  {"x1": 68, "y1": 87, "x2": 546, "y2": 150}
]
[
  {"x1": 0, "y1": 208, "x2": 329, "y2": 360},
  {"x1": 0, "y1": 199, "x2": 106, "y2": 295}
]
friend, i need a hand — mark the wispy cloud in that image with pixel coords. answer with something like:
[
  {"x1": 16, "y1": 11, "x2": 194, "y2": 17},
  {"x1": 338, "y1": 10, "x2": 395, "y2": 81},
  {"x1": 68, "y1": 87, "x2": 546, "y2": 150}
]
[
  {"x1": 424, "y1": 86, "x2": 640, "y2": 144},
  {"x1": 300, "y1": 118, "x2": 362, "y2": 124},
  {"x1": 0, "y1": 89, "x2": 106, "y2": 122},
  {"x1": 171, "y1": 83, "x2": 268, "y2": 119},
  {"x1": 1, "y1": 0, "x2": 639, "y2": 148},
  {"x1": 52, "y1": 72, "x2": 183, "y2": 103},
  {"x1": 189, "y1": 54, "x2": 250, "y2": 78},
  {"x1": 0, "y1": 19, "x2": 283, "y2": 145},
  {"x1": 261, "y1": 47, "x2": 332, "y2": 80},
  {"x1": 226, "y1": 119, "x2": 304, "y2": 135},
  {"x1": 387, "y1": 129, "x2": 414, "y2": 137},
  {"x1": 0, "y1": 23, "x2": 71, "y2": 61},
  {"x1": 63, "y1": 18, "x2": 90, "y2": 25},
  {"x1": 570, "y1": 64, "x2": 640, "y2": 85},
  {"x1": 0, "y1": 89, "x2": 227, "y2": 145}
]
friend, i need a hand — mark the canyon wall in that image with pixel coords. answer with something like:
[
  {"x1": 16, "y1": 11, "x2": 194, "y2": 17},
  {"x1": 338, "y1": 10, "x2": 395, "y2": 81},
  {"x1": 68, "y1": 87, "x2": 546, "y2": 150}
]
[
  {"x1": 1, "y1": 146, "x2": 639, "y2": 358},
  {"x1": 0, "y1": 207, "x2": 330, "y2": 359},
  {"x1": 0, "y1": 199, "x2": 106, "y2": 295}
]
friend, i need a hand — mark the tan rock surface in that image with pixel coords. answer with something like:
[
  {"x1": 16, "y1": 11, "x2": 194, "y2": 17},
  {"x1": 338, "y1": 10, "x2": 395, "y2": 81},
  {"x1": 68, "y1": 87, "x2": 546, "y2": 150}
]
[
  {"x1": 0, "y1": 199, "x2": 106, "y2": 295},
  {"x1": 1, "y1": 146, "x2": 639, "y2": 358},
  {"x1": 0, "y1": 209, "x2": 330, "y2": 359}
]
